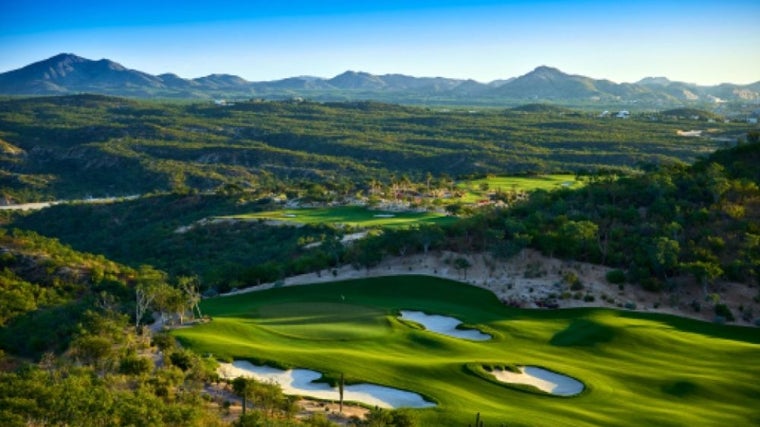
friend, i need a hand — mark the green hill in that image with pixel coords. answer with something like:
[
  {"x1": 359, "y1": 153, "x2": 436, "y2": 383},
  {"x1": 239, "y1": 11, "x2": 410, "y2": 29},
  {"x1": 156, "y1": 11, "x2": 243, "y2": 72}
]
[
  {"x1": 1, "y1": 95, "x2": 749, "y2": 202},
  {"x1": 660, "y1": 108, "x2": 724, "y2": 121}
]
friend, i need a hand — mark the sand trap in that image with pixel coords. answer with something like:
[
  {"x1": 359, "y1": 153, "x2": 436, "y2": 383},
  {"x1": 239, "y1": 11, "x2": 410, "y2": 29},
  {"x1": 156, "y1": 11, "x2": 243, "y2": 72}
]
[
  {"x1": 490, "y1": 366, "x2": 583, "y2": 396},
  {"x1": 219, "y1": 361, "x2": 435, "y2": 409},
  {"x1": 399, "y1": 310, "x2": 491, "y2": 341}
]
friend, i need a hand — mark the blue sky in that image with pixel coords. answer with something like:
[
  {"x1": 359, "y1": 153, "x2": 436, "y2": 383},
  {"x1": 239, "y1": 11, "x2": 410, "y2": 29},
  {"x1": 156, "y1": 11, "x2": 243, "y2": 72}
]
[{"x1": 1, "y1": 0, "x2": 758, "y2": 84}]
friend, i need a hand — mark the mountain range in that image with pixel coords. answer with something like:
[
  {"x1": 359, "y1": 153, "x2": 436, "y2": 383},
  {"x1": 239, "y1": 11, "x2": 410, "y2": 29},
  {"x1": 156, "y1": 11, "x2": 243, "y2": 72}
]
[{"x1": 1, "y1": 53, "x2": 759, "y2": 106}]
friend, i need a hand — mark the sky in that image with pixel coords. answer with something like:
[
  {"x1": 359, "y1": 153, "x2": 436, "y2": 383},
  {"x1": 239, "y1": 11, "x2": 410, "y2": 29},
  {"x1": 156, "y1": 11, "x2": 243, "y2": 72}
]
[{"x1": 1, "y1": 0, "x2": 759, "y2": 85}]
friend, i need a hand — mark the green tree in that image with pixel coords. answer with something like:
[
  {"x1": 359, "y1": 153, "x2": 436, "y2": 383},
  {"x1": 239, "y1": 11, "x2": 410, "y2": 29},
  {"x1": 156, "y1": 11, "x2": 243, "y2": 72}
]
[{"x1": 453, "y1": 257, "x2": 472, "y2": 280}]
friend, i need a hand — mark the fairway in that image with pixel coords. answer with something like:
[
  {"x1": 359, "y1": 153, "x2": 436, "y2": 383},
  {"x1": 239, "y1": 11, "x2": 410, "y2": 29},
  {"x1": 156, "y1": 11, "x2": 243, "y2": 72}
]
[
  {"x1": 220, "y1": 206, "x2": 454, "y2": 228},
  {"x1": 457, "y1": 174, "x2": 582, "y2": 203},
  {"x1": 173, "y1": 276, "x2": 760, "y2": 426}
]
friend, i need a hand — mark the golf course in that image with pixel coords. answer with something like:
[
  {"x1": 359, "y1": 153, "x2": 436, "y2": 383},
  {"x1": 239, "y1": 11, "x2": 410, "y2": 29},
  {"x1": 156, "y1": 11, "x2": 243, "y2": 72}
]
[
  {"x1": 220, "y1": 206, "x2": 455, "y2": 229},
  {"x1": 456, "y1": 174, "x2": 583, "y2": 203},
  {"x1": 173, "y1": 276, "x2": 760, "y2": 426}
]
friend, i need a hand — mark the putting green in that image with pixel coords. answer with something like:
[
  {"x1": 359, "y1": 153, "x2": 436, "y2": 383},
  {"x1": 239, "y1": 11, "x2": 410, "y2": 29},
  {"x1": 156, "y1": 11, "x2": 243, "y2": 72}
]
[{"x1": 174, "y1": 276, "x2": 760, "y2": 426}]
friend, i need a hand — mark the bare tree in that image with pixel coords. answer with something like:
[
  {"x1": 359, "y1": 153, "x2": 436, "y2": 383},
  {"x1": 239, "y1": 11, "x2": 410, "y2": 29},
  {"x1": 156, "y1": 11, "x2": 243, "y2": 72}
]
[
  {"x1": 135, "y1": 285, "x2": 155, "y2": 332},
  {"x1": 178, "y1": 276, "x2": 203, "y2": 321}
]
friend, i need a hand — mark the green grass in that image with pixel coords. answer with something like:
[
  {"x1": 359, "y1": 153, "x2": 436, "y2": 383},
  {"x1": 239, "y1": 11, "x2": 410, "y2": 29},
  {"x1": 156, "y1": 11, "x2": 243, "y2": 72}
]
[
  {"x1": 174, "y1": 276, "x2": 760, "y2": 426},
  {"x1": 221, "y1": 206, "x2": 455, "y2": 228},
  {"x1": 457, "y1": 174, "x2": 582, "y2": 202}
]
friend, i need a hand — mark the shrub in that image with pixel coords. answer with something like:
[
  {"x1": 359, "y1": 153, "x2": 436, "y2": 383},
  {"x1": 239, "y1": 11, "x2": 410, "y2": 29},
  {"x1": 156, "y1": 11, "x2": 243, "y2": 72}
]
[
  {"x1": 151, "y1": 333, "x2": 176, "y2": 351},
  {"x1": 624, "y1": 302, "x2": 637, "y2": 310},
  {"x1": 714, "y1": 304, "x2": 735, "y2": 322},
  {"x1": 564, "y1": 272, "x2": 582, "y2": 289},
  {"x1": 605, "y1": 269, "x2": 626, "y2": 284},
  {"x1": 641, "y1": 277, "x2": 664, "y2": 292},
  {"x1": 583, "y1": 294, "x2": 595, "y2": 302},
  {"x1": 169, "y1": 350, "x2": 195, "y2": 371},
  {"x1": 119, "y1": 354, "x2": 153, "y2": 375}
]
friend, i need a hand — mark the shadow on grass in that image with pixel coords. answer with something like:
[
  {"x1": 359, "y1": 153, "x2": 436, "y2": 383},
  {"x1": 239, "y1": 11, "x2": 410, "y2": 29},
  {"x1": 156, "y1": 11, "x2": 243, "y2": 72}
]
[{"x1": 549, "y1": 319, "x2": 616, "y2": 347}]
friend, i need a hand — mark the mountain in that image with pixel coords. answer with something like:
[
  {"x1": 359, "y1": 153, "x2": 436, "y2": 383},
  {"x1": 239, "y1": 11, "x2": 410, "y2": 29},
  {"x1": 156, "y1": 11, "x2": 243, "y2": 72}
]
[
  {"x1": 192, "y1": 73, "x2": 249, "y2": 89},
  {"x1": 0, "y1": 53, "x2": 165, "y2": 95},
  {"x1": 1, "y1": 53, "x2": 759, "y2": 106},
  {"x1": 496, "y1": 66, "x2": 657, "y2": 101},
  {"x1": 637, "y1": 76, "x2": 673, "y2": 86}
]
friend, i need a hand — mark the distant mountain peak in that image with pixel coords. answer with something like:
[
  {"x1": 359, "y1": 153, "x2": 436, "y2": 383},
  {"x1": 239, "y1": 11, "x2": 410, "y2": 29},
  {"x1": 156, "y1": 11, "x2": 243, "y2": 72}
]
[
  {"x1": 526, "y1": 66, "x2": 567, "y2": 77},
  {"x1": 532, "y1": 65, "x2": 563, "y2": 73},
  {"x1": 328, "y1": 70, "x2": 387, "y2": 90},
  {"x1": 637, "y1": 76, "x2": 672, "y2": 86},
  {"x1": 45, "y1": 53, "x2": 87, "y2": 63}
]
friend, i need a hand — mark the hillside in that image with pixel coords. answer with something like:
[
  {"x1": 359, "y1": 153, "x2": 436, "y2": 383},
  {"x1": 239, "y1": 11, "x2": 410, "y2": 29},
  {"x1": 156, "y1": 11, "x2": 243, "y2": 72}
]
[
  {"x1": 1, "y1": 53, "x2": 759, "y2": 106},
  {"x1": 2, "y1": 131, "x2": 758, "y2": 426},
  {"x1": 1, "y1": 94, "x2": 750, "y2": 203},
  {"x1": 10, "y1": 140, "x2": 760, "y2": 323}
]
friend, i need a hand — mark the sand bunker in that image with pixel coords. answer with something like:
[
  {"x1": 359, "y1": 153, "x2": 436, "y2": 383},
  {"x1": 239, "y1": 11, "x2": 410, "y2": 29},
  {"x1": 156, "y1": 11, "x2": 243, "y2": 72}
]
[
  {"x1": 490, "y1": 366, "x2": 583, "y2": 396},
  {"x1": 399, "y1": 310, "x2": 491, "y2": 341},
  {"x1": 219, "y1": 361, "x2": 435, "y2": 409}
]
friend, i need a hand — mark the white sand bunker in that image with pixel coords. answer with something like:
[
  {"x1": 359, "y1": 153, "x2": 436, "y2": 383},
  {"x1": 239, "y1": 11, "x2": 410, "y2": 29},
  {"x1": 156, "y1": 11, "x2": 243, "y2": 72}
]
[
  {"x1": 490, "y1": 366, "x2": 584, "y2": 396},
  {"x1": 399, "y1": 310, "x2": 491, "y2": 341},
  {"x1": 219, "y1": 360, "x2": 435, "y2": 409}
]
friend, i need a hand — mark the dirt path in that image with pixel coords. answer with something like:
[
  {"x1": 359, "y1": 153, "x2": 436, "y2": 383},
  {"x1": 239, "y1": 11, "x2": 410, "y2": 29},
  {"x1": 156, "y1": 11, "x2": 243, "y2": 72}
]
[{"x1": 222, "y1": 249, "x2": 759, "y2": 327}]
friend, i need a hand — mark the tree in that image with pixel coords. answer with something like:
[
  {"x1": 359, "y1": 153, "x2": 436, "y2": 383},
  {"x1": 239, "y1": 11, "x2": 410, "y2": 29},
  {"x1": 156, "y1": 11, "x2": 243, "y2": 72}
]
[
  {"x1": 134, "y1": 285, "x2": 154, "y2": 332},
  {"x1": 649, "y1": 237, "x2": 680, "y2": 279},
  {"x1": 152, "y1": 283, "x2": 185, "y2": 325},
  {"x1": 321, "y1": 234, "x2": 345, "y2": 267},
  {"x1": 416, "y1": 225, "x2": 444, "y2": 254},
  {"x1": 339, "y1": 372, "x2": 345, "y2": 413},
  {"x1": 178, "y1": 276, "x2": 202, "y2": 321},
  {"x1": 682, "y1": 261, "x2": 723, "y2": 296},
  {"x1": 453, "y1": 257, "x2": 472, "y2": 280},
  {"x1": 232, "y1": 377, "x2": 256, "y2": 416},
  {"x1": 134, "y1": 265, "x2": 168, "y2": 330},
  {"x1": 557, "y1": 220, "x2": 599, "y2": 260}
]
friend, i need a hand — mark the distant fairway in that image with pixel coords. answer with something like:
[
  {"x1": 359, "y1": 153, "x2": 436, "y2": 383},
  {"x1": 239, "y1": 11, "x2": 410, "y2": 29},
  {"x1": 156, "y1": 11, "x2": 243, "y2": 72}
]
[
  {"x1": 458, "y1": 174, "x2": 582, "y2": 202},
  {"x1": 174, "y1": 276, "x2": 760, "y2": 426},
  {"x1": 221, "y1": 205, "x2": 455, "y2": 228}
]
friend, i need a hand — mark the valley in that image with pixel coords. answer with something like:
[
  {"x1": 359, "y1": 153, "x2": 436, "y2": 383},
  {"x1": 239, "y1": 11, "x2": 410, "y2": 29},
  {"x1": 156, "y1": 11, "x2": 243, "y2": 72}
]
[
  {"x1": 0, "y1": 91, "x2": 758, "y2": 426},
  {"x1": 2, "y1": 0, "x2": 759, "y2": 424}
]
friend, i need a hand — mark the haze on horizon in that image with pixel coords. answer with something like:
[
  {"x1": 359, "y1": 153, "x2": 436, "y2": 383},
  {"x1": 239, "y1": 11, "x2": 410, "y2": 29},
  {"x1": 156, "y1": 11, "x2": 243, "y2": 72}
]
[{"x1": 1, "y1": 0, "x2": 759, "y2": 86}]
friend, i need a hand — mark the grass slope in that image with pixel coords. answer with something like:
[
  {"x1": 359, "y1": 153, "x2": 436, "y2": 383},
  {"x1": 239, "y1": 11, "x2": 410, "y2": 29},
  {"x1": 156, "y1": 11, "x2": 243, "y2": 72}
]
[
  {"x1": 457, "y1": 174, "x2": 582, "y2": 202},
  {"x1": 173, "y1": 276, "x2": 760, "y2": 426}
]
